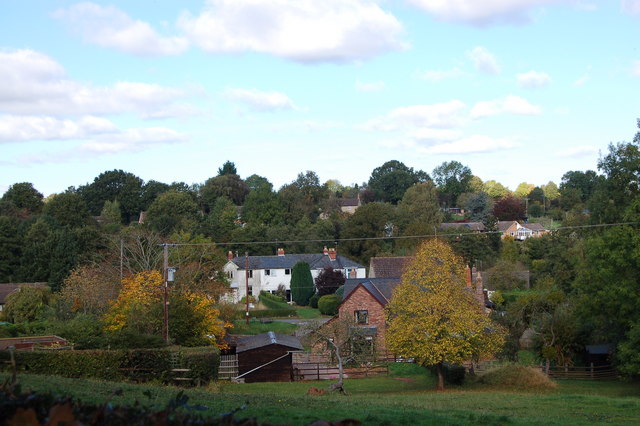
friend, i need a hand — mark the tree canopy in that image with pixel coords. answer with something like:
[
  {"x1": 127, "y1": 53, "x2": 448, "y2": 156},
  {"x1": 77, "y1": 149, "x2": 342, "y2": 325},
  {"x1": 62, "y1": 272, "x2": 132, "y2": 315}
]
[
  {"x1": 368, "y1": 160, "x2": 430, "y2": 204},
  {"x1": 385, "y1": 238, "x2": 504, "y2": 390}
]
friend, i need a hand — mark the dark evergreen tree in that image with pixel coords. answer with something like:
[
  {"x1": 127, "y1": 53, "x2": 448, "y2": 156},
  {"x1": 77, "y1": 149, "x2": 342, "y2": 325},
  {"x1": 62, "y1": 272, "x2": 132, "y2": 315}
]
[{"x1": 290, "y1": 261, "x2": 314, "y2": 306}]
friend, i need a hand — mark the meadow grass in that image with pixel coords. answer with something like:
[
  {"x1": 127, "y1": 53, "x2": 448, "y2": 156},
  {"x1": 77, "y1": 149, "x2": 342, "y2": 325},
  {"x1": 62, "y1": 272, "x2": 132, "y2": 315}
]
[
  {"x1": 2, "y1": 366, "x2": 639, "y2": 425},
  {"x1": 231, "y1": 320, "x2": 298, "y2": 335}
]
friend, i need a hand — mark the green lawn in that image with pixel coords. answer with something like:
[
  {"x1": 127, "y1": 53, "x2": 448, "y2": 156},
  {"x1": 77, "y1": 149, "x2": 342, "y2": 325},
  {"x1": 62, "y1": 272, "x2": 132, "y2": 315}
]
[
  {"x1": 231, "y1": 319, "x2": 298, "y2": 335},
  {"x1": 3, "y1": 366, "x2": 639, "y2": 425}
]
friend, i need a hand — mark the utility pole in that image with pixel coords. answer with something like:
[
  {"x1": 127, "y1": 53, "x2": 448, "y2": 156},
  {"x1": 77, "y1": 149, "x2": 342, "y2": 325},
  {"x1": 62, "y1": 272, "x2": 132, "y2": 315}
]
[
  {"x1": 163, "y1": 244, "x2": 169, "y2": 343},
  {"x1": 245, "y1": 252, "x2": 250, "y2": 324}
]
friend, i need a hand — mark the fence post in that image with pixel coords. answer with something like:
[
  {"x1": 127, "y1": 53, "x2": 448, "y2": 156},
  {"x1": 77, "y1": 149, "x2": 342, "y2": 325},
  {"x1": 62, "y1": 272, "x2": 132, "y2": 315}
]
[
  {"x1": 564, "y1": 364, "x2": 568, "y2": 379},
  {"x1": 590, "y1": 363, "x2": 594, "y2": 379},
  {"x1": 317, "y1": 362, "x2": 320, "y2": 380}
]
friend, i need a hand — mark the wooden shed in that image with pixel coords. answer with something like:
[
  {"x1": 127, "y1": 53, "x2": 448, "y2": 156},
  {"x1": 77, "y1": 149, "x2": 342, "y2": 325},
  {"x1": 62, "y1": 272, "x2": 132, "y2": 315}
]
[{"x1": 236, "y1": 332, "x2": 303, "y2": 383}]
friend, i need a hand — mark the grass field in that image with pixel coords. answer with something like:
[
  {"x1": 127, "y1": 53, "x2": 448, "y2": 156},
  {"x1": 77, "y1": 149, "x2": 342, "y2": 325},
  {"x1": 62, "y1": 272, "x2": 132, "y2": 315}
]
[{"x1": 3, "y1": 363, "x2": 639, "y2": 425}]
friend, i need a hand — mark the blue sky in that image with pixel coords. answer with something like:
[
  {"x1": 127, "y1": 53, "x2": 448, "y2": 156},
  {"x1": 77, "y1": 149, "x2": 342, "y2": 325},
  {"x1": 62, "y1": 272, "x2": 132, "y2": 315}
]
[{"x1": 1, "y1": 0, "x2": 640, "y2": 196}]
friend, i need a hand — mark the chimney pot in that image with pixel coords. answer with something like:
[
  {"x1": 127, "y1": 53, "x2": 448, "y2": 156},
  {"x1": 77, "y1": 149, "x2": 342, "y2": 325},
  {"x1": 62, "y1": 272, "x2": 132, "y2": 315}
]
[
  {"x1": 323, "y1": 246, "x2": 329, "y2": 255},
  {"x1": 328, "y1": 247, "x2": 337, "y2": 260},
  {"x1": 277, "y1": 248, "x2": 285, "y2": 256},
  {"x1": 227, "y1": 251, "x2": 234, "y2": 261}
]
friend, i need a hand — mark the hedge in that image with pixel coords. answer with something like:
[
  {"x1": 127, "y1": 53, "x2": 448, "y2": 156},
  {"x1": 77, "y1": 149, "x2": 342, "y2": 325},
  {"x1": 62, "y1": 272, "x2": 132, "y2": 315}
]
[
  {"x1": 318, "y1": 294, "x2": 340, "y2": 315},
  {"x1": 258, "y1": 292, "x2": 291, "y2": 310},
  {"x1": 0, "y1": 347, "x2": 220, "y2": 385}
]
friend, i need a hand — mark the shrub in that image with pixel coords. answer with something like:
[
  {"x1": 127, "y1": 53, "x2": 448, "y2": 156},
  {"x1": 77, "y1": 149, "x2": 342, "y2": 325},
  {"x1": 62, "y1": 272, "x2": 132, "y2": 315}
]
[
  {"x1": 477, "y1": 363, "x2": 557, "y2": 389},
  {"x1": 334, "y1": 286, "x2": 345, "y2": 300},
  {"x1": 181, "y1": 348, "x2": 220, "y2": 384},
  {"x1": 318, "y1": 294, "x2": 340, "y2": 315},
  {"x1": 259, "y1": 292, "x2": 289, "y2": 309},
  {"x1": 104, "y1": 329, "x2": 166, "y2": 349},
  {"x1": 309, "y1": 293, "x2": 320, "y2": 309}
]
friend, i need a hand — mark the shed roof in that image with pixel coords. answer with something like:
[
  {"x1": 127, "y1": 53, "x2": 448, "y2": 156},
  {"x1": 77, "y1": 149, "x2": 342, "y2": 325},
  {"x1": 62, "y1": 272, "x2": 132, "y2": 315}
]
[
  {"x1": 343, "y1": 278, "x2": 401, "y2": 307},
  {"x1": 236, "y1": 331, "x2": 304, "y2": 353},
  {"x1": 228, "y1": 253, "x2": 364, "y2": 271}
]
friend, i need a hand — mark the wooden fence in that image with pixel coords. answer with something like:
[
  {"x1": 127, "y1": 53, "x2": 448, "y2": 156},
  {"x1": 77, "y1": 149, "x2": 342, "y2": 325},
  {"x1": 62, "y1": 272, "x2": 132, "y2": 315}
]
[
  {"x1": 545, "y1": 364, "x2": 617, "y2": 380},
  {"x1": 291, "y1": 352, "x2": 388, "y2": 381}
]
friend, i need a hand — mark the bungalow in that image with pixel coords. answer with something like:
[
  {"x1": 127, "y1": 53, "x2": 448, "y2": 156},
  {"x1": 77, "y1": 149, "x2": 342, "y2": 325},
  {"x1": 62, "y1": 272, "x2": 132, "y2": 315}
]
[
  {"x1": 223, "y1": 247, "x2": 366, "y2": 302},
  {"x1": 439, "y1": 221, "x2": 548, "y2": 240}
]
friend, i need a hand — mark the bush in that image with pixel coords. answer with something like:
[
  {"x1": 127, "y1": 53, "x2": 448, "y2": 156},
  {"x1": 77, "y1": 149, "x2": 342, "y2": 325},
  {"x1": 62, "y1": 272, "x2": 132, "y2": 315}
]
[
  {"x1": 318, "y1": 294, "x2": 340, "y2": 315},
  {"x1": 259, "y1": 292, "x2": 289, "y2": 309},
  {"x1": 181, "y1": 348, "x2": 220, "y2": 384},
  {"x1": 104, "y1": 329, "x2": 166, "y2": 349},
  {"x1": 335, "y1": 286, "x2": 345, "y2": 300},
  {"x1": 309, "y1": 293, "x2": 320, "y2": 309},
  {"x1": 477, "y1": 363, "x2": 557, "y2": 389}
]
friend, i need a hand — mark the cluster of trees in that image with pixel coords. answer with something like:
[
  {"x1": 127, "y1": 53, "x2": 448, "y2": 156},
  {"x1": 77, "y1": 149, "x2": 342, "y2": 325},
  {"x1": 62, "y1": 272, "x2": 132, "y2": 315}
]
[{"x1": 2, "y1": 120, "x2": 640, "y2": 371}]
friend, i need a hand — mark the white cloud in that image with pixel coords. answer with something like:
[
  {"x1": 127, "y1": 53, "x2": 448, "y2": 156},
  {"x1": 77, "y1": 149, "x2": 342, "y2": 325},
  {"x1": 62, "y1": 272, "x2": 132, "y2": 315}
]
[
  {"x1": 384, "y1": 99, "x2": 466, "y2": 129},
  {"x1": 224, "y1": 88, "x2": 297, "y2": 111},
  {"x1": 0, "y1": 115, "x2": 116, "y2": 142},
  {"x1": 418, "y1": 135, "x2": 517, "y2": 154},
  {"x1": 517, "y1": 70, "x2": 551, "y2": 88},
  {"x1": 471, "y1": 95, "x2": 541, "y2": 118},
  {"x1": 632, "y1": 60, "x2": 640, "y2": 77},
  {"x1": 407, "y1": 0, "x2": 569, "y2": 26},
  {"x1": 355, "y1": 79, "x2": 385, "y2": 92},
  {"x1": 556, "y1": 145, "x2": 598, "y2": 158},
  {"x1": 417, "y1": 67, "x2": 466, "y2": 82},
  {"x1": 53, "y1": 2, "x2": 188, "y2": 56},
  {"x1": 622, "y1": 0, "x2": 640, "y2": 15},
  {"x1": 80, "y1": 127, "x2": 186, "y2": 154},
  {"x1": 0, "y1": 49, "x2": 196, "y2": 118},
  {"x1": 177, "y1": 0, "x2": 406, "y2": 63},
  {"x1": 467, "y1": 46, "x2": 501, "y2": 75},
  {"x1": 410, "y1": 128, "x2": 463, "y2": 144},
  {"x1": 573, "y1": 75, "x2": 589, "y2": 86}
]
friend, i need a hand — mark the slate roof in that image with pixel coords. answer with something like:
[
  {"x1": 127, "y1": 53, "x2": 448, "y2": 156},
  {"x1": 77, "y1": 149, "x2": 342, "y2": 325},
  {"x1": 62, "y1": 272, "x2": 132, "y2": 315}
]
[
  {"x1": 523, "y1": 222, "x2": 546, "y2": 232},
  {"x1": 369, "y1": 257, "x2": 412, "y2": 278},
  {"x1": 236, "y1": 331, "x2": 304, "y2": 353},
  {"x1": 343, "y1": 278, "x2": 401, "y2": 307},
  {"x1": 339, "y1": 197, "x2": 360, "y2": 207},
  {"x1": 228, "y1": 253, "x2": 364, "y2": 271}
]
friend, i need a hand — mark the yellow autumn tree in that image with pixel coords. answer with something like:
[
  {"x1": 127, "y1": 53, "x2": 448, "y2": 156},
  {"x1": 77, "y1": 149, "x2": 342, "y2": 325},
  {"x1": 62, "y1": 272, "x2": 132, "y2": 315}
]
[
  {"x1": 385, "y1": 238, "x2": 505, "y2": 390},
  {"x1": 103, "y1": 270, "x2": 229, "y2": 348}
]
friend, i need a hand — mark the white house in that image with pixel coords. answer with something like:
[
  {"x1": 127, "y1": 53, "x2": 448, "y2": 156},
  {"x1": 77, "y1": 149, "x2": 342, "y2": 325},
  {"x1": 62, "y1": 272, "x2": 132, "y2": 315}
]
[{"x1": 223, "y1": 247, "x2": 366, "y2": 302}]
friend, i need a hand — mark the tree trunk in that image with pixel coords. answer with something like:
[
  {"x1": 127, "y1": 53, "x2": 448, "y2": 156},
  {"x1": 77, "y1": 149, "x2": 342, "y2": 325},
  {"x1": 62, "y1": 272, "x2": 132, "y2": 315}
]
[
  {"x1": 327, "y1": 341, "x2": 347, "y2": 394},
  {"x1": 436, "y1": 362, "x2": 445, "y2": 391}
]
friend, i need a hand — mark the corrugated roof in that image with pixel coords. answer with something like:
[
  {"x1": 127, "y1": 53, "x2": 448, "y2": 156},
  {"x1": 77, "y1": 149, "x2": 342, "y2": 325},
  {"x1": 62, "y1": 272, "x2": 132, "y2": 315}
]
[
  {"x1": 343, "y1": 278, "x2": 401, "y2": 307},
  {"x1": 236, "y1": 332, "x2": 304, "y2": 353},
  {"x1": 229, "y1": 253, "x2": 364, "y2": 271}
]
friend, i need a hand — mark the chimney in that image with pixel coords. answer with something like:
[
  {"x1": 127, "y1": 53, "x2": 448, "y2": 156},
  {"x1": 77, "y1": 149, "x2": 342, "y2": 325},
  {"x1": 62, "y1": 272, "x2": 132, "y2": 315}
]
[
  {"x1": 328, "y1": 247, "x2": 337, "y2": 261},
  {"x1": 323, "y1": 246, "x2": 329, "y2": 256},
  {"x1": 465, "y1": 266, "x2": 472, "y2": 288},
  {"x1": 475, "y1": 271, "x2": 485, "y2": 305},
  {"x1": 227, "y1": 251, "x2": 234, "y2": 261},
  {"x1": 277, "y1": 248, "x2": 285, "y2": 256}
]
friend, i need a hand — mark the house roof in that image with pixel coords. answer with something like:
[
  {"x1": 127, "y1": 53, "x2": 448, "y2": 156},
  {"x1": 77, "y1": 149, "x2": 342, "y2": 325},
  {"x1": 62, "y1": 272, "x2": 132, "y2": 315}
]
[
  {"x1": 339, "y1": 197, "x2": 360, "y2": 207},
  {"x1": 522, "y1": 222, "x2": 546, "y2": 231},
  {"x1": 228, "y1": 253, "x2": 364, "y2": 271},
  {"x1": 343, "y1": 278, "x2": 401, "y2": 307},
  {"x1": 236, "y1": 331, "x2": 304, "y2": 353},
  {"x1": 369, "y1": 257, "x2": 412, "y2": 278},
  {"x1": 0, "y1": 283, "x2": 48, "y2": 305}
]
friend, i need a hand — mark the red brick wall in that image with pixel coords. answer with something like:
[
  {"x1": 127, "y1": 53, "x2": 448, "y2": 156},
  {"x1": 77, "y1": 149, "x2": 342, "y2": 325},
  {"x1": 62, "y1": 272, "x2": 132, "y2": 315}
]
[{"x1": 339, "y1": 286, "x2": 388, "y2": 353}]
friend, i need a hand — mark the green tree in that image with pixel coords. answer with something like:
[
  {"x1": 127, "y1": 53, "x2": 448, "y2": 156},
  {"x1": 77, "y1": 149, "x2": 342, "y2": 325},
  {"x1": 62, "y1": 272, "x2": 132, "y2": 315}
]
[
  {"x1": 1, "y1": 182, "x2": 44, "y2": 215},
  {"x1": 432, "y1": 161, "x2": 473, "y2": 207},
  {"x1": 43, "y1": 191, "x2": 90, "y2": 228},
  {"x1": 199, "y1": 196, "x2": 238, "y2": 242},
  {"x1": 463, "y1": 192, "x2": 493, "y2": 222},
  {"x1": 514, "y1": 182, "x2": 535, "y2": 198},
  {"x1": 242, "y1": 186, "x2": 285, "y2": 226},
  {"x1": 0, "y1": 216, "x2": 21, "y2": 282},
  {"x1": 217, "y1": 160, "x2": 238, "y2": 176},
  {"x1": 146, "y1": 190, "x2": 199, "y2": 236},
  {"x1": 100, "y1": 200, "x2": 122, "y2": 226},
  {"x1": 3, "y1": 286, "x2": 52, "y2": 323},
  {"x1": 483, "y1": 180, "x2": 511, "y2": 199},
  {"x1": 291, "y1": 261, "x2": 314, "y2": 306},
  {"x1": 368, "y1": 160, "x2": 430, "y2": 204},
  {"x1": 200, "y1": 173, "x2": 249, "y2": 208},
  {"x1": 559, "y1": 170, "x2": 599, "y2": 204},
  {"x1": 140, "y1": 180, "x2": 170, "y2": 210},
  {"x1": 385, "y1": 239, "x2": 504, "y2": 390},
  {"x1": 245, "y1": 174, "x2": 273, "y2": 192},
  {"x1": 340, "y1": 202, "x2": 396, "y2": 264},
  {"x1": 78, "y1": 170, "x2": 144, "y2": 223}
]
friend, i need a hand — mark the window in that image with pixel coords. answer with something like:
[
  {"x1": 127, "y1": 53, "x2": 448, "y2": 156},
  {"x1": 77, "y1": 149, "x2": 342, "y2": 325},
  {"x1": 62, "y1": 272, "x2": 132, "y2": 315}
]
[
  {"x1": 265, "y1": 269, "x2": 271, "y2": 276},
  {"x1": 355, "y1": 310, "x2": 369, "y2": 325},
  {"x1": 285, "y1": 269, "x2": 291, "y2": 275},
  {"x1": 227, "y1": 271, "x2": 234, "y2": 279},
  {"x1": 248, "y1": 270, "x2": 253, "y2": 278}
]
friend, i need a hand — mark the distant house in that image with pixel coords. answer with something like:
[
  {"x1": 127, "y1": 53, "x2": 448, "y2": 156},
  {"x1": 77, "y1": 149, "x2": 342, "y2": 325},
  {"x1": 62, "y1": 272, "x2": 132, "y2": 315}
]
[
  {"x1": 223, "y1": 247, "x2": 366, "y2": 302},
  {"x1": 0, "y1": 335, "x2": 69, "y2": 350},
  {"x1": 235, "y1": 332, "x2": 304, "y2": 383},
  {"x1": 0, "y1": 282, "x2": 48, "y2": 312},
  {"x1": 440, "y1": 221, "x2": 548, "y2": 240},
  {"x1": 338, "y1": 194, "x2": 361, "y2": 215}
]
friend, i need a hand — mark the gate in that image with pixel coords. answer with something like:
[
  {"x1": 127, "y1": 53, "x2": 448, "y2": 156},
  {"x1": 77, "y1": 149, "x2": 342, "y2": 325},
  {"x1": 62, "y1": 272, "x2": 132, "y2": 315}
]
[{"x1": 218, "y1": 354, "x2": 239, "y2": 380}]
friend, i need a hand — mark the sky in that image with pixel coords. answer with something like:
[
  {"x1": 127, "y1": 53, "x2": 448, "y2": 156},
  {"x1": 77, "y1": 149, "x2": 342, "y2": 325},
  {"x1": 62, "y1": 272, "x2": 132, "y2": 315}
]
[{"x1": 1, "y1": 0, "x2": 640, "y2": 197}]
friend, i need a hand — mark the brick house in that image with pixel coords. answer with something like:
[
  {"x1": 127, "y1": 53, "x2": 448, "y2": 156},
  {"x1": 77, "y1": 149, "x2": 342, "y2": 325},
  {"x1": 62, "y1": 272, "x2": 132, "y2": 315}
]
[{"x1": 334, "y1": 278, "x2": 401, "y2": 355}]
